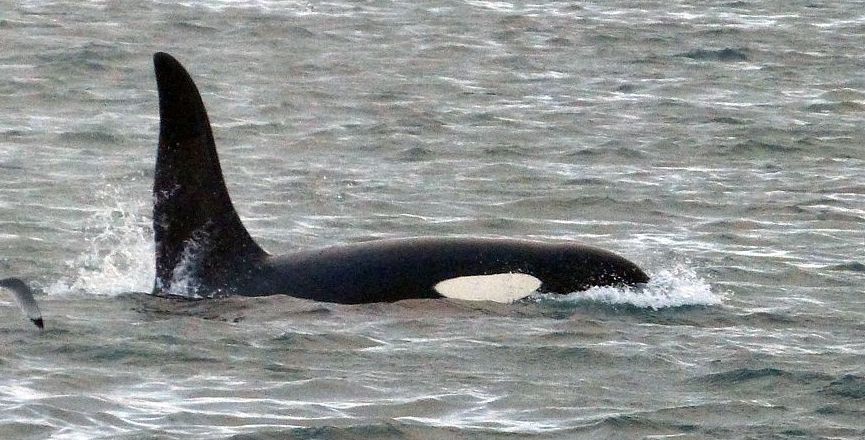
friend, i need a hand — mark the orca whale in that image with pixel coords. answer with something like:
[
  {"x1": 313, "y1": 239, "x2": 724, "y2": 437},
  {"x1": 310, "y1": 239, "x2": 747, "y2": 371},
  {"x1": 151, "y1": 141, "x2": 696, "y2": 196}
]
[
  {"x1": 1, "y1": 278, "x2": 43, "y2": 329},
  {"x1": 152, "y1": 52, "x2": 648, "y2": 303}
]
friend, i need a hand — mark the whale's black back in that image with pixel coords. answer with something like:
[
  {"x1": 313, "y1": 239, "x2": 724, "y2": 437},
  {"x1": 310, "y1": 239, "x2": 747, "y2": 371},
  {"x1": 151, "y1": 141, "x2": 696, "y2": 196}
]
[{"x1": 251, "y1": 237, "x2": 649, "y2": 303}]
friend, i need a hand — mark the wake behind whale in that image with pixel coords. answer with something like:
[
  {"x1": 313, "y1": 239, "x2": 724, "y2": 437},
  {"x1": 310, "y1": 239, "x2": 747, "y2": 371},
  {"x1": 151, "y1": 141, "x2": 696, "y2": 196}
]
[{"x1": 151, "y1": 52, "x2": 648, "y2": 303}]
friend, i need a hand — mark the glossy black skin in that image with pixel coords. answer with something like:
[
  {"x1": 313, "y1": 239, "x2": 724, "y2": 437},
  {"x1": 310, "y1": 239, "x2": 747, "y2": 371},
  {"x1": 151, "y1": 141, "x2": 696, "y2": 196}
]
[
  {"x1": 232, "y1": 237, "x2": 648, "y2": 303},
  {"x1": 151, "y1": 52, "x2": 649, "y2": 303}
]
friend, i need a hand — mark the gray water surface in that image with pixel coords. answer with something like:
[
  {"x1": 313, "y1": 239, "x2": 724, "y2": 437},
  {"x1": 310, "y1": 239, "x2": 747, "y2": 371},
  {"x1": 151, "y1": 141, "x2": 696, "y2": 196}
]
[{"x1": 1, "y1": 1, "x2": 863, "y2": 439}]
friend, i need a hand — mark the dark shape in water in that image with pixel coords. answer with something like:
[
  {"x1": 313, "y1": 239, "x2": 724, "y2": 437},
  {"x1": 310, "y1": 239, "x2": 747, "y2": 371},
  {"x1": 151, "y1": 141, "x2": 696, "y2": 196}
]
[
  {"x1": 151, "y1": 52, "x2": 648, "y2": 303},
  {"x1": 680, "y1": 47, "x2": 749, "y2": 62},
  {"x1": 0, "y1": 277, "x2": 44, "y2": 329}
]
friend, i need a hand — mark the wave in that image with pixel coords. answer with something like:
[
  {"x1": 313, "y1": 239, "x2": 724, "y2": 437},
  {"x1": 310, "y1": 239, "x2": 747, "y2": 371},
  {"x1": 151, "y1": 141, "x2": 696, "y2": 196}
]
[
  {"x1": 805, "y1": 101, "x2": 865, "y2": 114},
  {"x1": 58, "y1": 130, "x2": 123, "y2": 144},
  {"x1": 537, "y1": 264, "x2": 724, "y2": 309},
  {"x1": 267, "y1": 331, "x2": 383, "y2": 351},
  {"x1": 827, "y1": 261, "x2": 865, "y2": 272},
  {"x1": 227, "y1": 424, "x2": 406, "y2": 440},
  {"x1": 47, "y1": 185, "x2": 153, "y2": 296},
  {"x1": 692, "y1": 367, "x2": 833, "y2": 386},
  {"x1": 36, "y1": 42, "x2": 133, "y2": 74},
  {"x1": 822, "y1": 374, "x2": 865, "y2": 399},
  {"x1": 678, "y1": 47, "x2": 749, "y2": 62},
  {"x1": 722, "y1": 140, "x2": 800, "y2": 155}
]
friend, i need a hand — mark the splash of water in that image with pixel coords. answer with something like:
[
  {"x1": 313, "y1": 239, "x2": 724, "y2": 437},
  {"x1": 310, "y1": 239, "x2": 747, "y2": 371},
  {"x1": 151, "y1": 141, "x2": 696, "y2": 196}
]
[
  {"x1": 48, "y1": 186, "x2": 154, "y2": 296},
  {"x1": 539, "y1": 265, "x2": 725, "y2": 309},
  {"x1": 160, "y1": 227, "x2": 210, "y2": 299}
]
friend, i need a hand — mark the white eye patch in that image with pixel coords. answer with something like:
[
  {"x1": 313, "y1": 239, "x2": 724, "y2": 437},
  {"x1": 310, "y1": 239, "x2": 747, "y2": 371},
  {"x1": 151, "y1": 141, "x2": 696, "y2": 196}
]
[{"x1": 434, "y1": 273, "x2": 542, "y2": 303}]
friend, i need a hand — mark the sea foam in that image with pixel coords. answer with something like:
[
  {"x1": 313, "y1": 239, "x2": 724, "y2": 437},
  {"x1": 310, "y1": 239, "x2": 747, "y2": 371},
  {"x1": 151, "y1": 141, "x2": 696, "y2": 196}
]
[
  {"x1": 540, "y1": 264, "x2": 725, "y2": 309},
  {"x1": 48, "y1": 185, "x2": 153, "y2": 296}
]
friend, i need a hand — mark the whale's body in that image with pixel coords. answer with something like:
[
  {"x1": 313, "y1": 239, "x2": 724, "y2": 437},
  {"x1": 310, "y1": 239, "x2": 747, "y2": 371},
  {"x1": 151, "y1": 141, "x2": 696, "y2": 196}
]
[
  {"x1": 152, "y1": 52, "x2": 648, "y2": 303},
  {"x1": 194, "y1": 237, "x2": 647, "y2": 303}
]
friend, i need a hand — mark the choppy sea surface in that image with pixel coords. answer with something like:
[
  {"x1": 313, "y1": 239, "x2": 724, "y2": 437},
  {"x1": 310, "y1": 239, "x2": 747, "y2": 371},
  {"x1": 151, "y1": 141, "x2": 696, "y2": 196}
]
[{"x1": 1, "y1": 1, "x2": 863, "y2": 439}]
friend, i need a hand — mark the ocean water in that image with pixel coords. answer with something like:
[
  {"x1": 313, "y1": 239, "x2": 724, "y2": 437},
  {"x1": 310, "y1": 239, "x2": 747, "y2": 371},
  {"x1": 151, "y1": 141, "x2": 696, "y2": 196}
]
[{"x1": 0, "y1": 1, "x2": 863, "y2": 439}]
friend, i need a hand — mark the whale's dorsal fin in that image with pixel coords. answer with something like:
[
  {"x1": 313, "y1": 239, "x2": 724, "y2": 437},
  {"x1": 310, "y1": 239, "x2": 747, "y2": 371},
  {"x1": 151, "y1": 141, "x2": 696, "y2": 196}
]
[{"x1": 152, "y1": 52, "x2": 266, "y2": 296}]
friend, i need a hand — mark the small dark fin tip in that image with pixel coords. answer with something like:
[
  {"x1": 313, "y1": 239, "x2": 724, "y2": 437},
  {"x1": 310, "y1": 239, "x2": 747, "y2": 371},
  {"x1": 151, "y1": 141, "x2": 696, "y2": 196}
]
[
  {"x1": 0, "y1": 277, "x2": 26, "y2": 289},
  {"x1": 32, "y1": 318, "x2": 44, "y2": 330},
  {"x1": 153, "y1": 51, "x2": 173, "y2": 61},
  {"x1": 153, "y1": 52, "x2": 182, "y2": 74}
]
